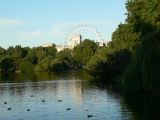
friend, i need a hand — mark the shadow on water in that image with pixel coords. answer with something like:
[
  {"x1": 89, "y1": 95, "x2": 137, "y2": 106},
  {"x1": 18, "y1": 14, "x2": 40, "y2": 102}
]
[
  {"x1": 0, "y1": 69, "x2": 92, "y2": 83},
  {"x1": 121, "y1": 92, "x2": 160, "y2": 120},
  {"x1": 86, "y1": 78, "x2": 160, "y2": 120}
]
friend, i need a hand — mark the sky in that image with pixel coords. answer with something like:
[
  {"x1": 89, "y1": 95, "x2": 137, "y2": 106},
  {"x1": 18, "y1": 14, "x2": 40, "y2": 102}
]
[{"x1": 0, "y1": 0, "x2": 127, "y2": 48}]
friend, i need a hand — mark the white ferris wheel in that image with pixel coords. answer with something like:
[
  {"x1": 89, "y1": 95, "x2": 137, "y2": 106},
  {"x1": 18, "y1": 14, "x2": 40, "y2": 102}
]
[{"x1": 65, "y1": 24, "x2": 104, "y2": 44}]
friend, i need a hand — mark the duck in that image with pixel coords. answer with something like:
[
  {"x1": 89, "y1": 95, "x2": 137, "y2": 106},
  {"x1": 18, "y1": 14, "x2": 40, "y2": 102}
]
[
  {"x1": 8, "y1": 107, "x2": 11, "y2": 110},
  {"x1": 4, "y1": 102, "x2": 7, "y2": 104},
  {"x1": 67, "y1": 108, "x2": 71, "y2": 111},
  {"x1": 58, "y1": 100, "x2": 62, "y2": 102},
  {"x1": 42, "y1": 100, "x2": 45, "y2": 102},
  {"x1": 27, "y1": 109, "x2": 30, "y2": 111},
  {"x1": 30, "y1": 95, "x2": 34, "y2": 97},
  {"x1": 87, "y1": 115, "x2": 93, "y2": 118}
]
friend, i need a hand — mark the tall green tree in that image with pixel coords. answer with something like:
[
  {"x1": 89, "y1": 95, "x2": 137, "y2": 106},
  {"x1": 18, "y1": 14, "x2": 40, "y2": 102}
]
[
  {"x1": 73, "y1": 39, "x2": 98, "y2": 66},
  {"x1": 0, "y1": 47, "x2": 6, "y2": 58},
  {"x1": 87, "y1": 47, "x2": 131, "y2": 81},
  {"x1": 126, "y1": 0, "x2": 160, "y2": 34},
  {"x1": 0, "y1": 57, "x2": 14, "y2": 72},
  {"x1": 123, "y1": 31, "x2": 160, "y2": 91},
  {"x1": 122, "y1": 0, "x2": 160, "y2": 92},
  {"x1": 56, "y1": 48, "x2": 73, "y2": 67},
  {"x1": 111, "y1": 24, "x2": 141, "y2": 52}
]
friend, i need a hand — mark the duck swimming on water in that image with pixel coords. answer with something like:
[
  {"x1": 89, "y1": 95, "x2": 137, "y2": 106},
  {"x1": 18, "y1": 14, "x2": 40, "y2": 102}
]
[
  {"x1": 30, "y1": 95, "x2": 34, "y2": 97},
  {"x1": 87, "y1": 115, "x2": 93, "y2": 118},
  {"x1": 58, "y1": 100, "x2": 62, "y2": 102},
  {"x1": 8, "y1": 107, "x2": 11, "y2": 110},
  {"x1": 4, "y1": 102, "x2": 7, "y2": 104}
]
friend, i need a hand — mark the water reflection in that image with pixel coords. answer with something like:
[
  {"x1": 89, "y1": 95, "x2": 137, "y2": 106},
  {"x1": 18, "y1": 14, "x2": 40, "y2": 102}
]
[
  {"x1": 0, "y1": 71, "x2": 159, "y2": 120},
  {"x1": 121, "y1": 93, "x2": 160, "y2": 120},
  {"x1": 0, "y1": 70, "x2": 91, "y2": 83}
]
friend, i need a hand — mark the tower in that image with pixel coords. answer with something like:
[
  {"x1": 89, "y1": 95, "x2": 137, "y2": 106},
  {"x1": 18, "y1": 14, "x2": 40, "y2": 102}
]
[{"x1": 69, "y1": 34, "x2": 82, "y2": 49}]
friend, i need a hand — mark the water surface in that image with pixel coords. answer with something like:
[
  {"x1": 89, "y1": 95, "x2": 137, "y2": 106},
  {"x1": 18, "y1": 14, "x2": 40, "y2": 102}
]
[{"x1": 0, "y1": 71, "x2": 159, "y2": 120}]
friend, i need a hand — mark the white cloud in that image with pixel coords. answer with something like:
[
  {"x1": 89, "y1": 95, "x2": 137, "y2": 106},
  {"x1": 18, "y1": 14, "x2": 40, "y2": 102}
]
[
  {"x1": 18, "y1": 30, "x2": 44, "y2": 40},
  {"x1": 0, "y1": 18, "x2": 22, "y2": 26},
  {"x1": 32, "y1": 30, "x2": 43, "y2": 36},
  {"x1": 19, "y1": 26, "x2": 63, "y2": 40}
]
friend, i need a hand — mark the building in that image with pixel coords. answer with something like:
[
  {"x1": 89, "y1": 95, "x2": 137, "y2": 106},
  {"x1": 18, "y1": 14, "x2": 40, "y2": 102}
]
[
  {"x1": 42, "y1": 42, "x2": 53, "y2": 47},
  {"x1": 96, "y1": 40, "x2": 110, "y2": 47},
  {"x1": 42, "y1": 35, "x2": 109, "y2": 52},
  {"x1": 68, "y1": 34, "x2": 82, "y2": 49},
  {"x1": 56, "y1": 44, "x2": 68, "y2": 52}
]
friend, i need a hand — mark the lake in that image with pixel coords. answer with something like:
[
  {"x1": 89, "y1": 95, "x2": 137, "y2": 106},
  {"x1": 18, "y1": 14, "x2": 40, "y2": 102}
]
[{"x1": 0, "y1": 70, "x2": 160, "y2": 120}]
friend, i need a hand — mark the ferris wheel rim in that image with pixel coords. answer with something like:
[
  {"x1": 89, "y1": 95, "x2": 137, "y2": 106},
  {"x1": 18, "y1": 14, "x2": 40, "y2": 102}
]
[{"x1": 66, "y1": 24, "x2": 103, "y2": 42}]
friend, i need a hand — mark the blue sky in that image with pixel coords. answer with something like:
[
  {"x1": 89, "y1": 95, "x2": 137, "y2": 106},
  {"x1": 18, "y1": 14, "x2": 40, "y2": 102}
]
[{"x1": 0, "y1": 0, "x2": 127, "y2": 48}]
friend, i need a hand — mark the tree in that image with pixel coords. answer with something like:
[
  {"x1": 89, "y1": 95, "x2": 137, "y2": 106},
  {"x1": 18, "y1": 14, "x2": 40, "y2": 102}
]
[
  {"x1": 7, "y1": 45, "x2": 28, "y2": 58},
  {"x1": 50, "y1": 58, "x2": 69, "y2": 71},
  {"x1": 123, "y1": 31, "x2": 160, "y2": 91},
  {"x1": 56, "y1": 48, "x2": 73, "y2": 67},
  {"x1": 45, "y1": 44, "x2": 57, "y2": 57},
  {"x1": 86, "y1": 47, "x2": 131, "y2": 81},
  {"x1": 121, "y1": 0, "x2": 160, "y2": 92},
  {"x1": 111, "y1": 24, "x2": 141, "y2": 52},
  {"x1": 0, "y1": 57, "x2": 14, "y2": 72},
  {"x1": 19, "y1": 60, "x2": 35, "y2": 72},
  {"x1": 126, "y1": 0, "x2": 160, "y2": 34},
  {"x1": 34, "y1": 56, "x2": 54, "y2": 72},
  {"x1": 0, "y1": 47, "x2": 6, "y2": 58},
  {"x1": 25, "y1": 49, "x2": 37, "y2": 64},
  {"x1": 73, "y1": 39, "x2": 98, "y2": 66}
]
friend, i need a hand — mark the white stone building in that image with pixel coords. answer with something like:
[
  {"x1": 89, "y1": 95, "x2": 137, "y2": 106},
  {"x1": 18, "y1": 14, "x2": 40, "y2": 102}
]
[{"x1": 68, "y1": 34, "x2": 82, "y2": 49}]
